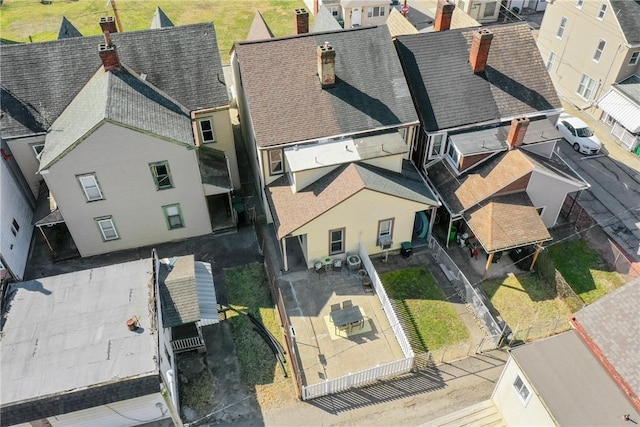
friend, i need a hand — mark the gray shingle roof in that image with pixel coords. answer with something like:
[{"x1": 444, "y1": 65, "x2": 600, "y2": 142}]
[
  {"x1": 39, "y1": 66, "x2": 193, "y2": 170},
  {"x1": 0, "y1": 23, "x2": 228, "y2": 139},
  {"x1": 246, "y1": 11, "x2": 274, "y2": 41},
  {"x1": 57, "y1": 16, "x2": 82, "y2": 39},
  {"x1": 197, "y1": 145, "x2": 233, "y2": 189},
  {"x1": 150, "y1": 6, "x2": 174, "y2": 29},
  {"x1": 611, "y1": 1, "x2": 640, "y2": 44},
  {"x1": 615, "y1": 74, "x2": 640, "y2": 104},
  {"x1": 395, "y1": 23, "x2": 561, "y2": 132},
  {"x1": 311, "y1": 5, "x2": 343, "y2": 33},
  {"x1": 234, "y1": 26, "x2": 418, "y2": 148},
  {"x1": 573, "y1": 279, "x2": 640, "y2": 405},
  {"x1": 160, "y1": 255, "x2": 201, "y2": 327}
]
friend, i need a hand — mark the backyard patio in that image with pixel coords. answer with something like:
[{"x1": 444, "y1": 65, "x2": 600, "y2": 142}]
[{"x1": 276, "y1": 268, "x2": 404, "y2": 388}]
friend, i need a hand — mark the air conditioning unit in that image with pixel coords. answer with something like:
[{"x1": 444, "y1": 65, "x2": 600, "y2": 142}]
[{"x1": 379, "y1": 236, "x2": 393, "y2": 250}]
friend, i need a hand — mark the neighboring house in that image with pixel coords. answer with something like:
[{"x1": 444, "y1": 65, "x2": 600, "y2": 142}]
[
  {"x1": 0, "y1": 258, "x2": 180, "y2": 426},
  {"x1": 597, "y1": 74, "x2": 640, "y2": 152},
  {"x1": 504, "y1": 0, "x2": 547, "y2": 13},
  {"x1": 338, "y1": 0, "x2": 393, "y2": 29},
  {"x1": 395, "y1": 23, "x2": 589, "y2": 275},
  {"x1": 406, "y1": 0, "x2": 480, "y2": 33},
  {"x1": 232, "y1": 24, "x2": 439, "y2": 270},
  {"x1": 312, "y1": 4, "x2": 344, "y2": 32},
  {"x1": 57, "y1": 16, "x2": 82, "y2": 39},
  {"x1": 385, "y1": 8, "x2": 419, "y2": 38},
  {"x1": 150, "y1": 6, "x2": 174, "y2": 29},
  {"x1": 1, "y1": 18, "x2": 241, "y2": 258},
  {"x1": 0, "y1": 146, "x2": 35, "y2": 281},
  {"x1": 536, "y1": 0, "x2": 640, "y2": 120},
  {"x1": 454, "y1": 0, "x2": 501, "y2": 23},
  {"x1": 492, "y1": 280, "x2": 640, "y2": 425},
  {"x1": 246, "y1": 10, "x2": 275, "y2": 40}
]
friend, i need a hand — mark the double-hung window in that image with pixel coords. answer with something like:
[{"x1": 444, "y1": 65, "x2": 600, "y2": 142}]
[
  {"x1": 198, "y1": 118, "x2": 216, "y2": 143},
  {"x1": 593, "y1": 39, "x2": 606, "y2": 62},
  {"x1": 575, "y1": 0, "x2": 583, "y2": 8},
  {"x1": 513, "y1": 375, "x2": 532, "y2": 405},
  {"x1": 557, "y1": 16, "x2": 567, "y2": 39},
  {"x1": 329, "y1": 6, "x2": 339, "y2": 16},
  {"x1": 268, "y1": 149, "x2": 284, "y2": 175},
  {"x1": 163, "y1": 204, "x2": 185, "y2": 230},
  {"x1": 96, "y1": 217, "x2": 118, "y2": 241},
  {"x1": 597, "y1": 3, "x2": 607, "y2": 20},
  {"x1": 367, "y1": 6, "x2": 385, "y2": 18},
  {"x1": 10, "y1": 219, "x2": 19, "y2": 236},
  {"x1": 378, "y1": 219, "x2": 393, "y2": 246},
  {"x1": 329, "y1": 228, "x2": 345, "y2": 255},
  {"x1": 577, "y1": 74, "x2": 597, "y2": 100},
  {"x1": 546, "y1": 51, "x2": 556, "y2": 71},
  {"x1": 629, "y1": 51, "x2": 639, "y2": 66},
  {"x1": 150, "y1": 161, "x2": 173, "y2": 190},
  {"x1": 78, "y1": 174, "x2": 104, "y2": 201}
]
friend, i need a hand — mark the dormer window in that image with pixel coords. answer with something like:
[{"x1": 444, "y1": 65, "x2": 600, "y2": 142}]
[{"x1": 198, "y1": 118, "x2": 216, "y2": 143}]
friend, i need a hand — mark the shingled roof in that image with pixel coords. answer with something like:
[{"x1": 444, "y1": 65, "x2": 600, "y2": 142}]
[
  {"x1": 39, "y1": 65, "x2": 194, "y2": 171},
  {"x1": 234, "y1": 25, "x2": 418, "y2": 148},
  {"x1": 311, "y1": 5, "x2": 343, "y2": 33},
  {"x1": 266, "y1": 160, "x2": 438, "y2": 239},
  {"x1": 395, "y1": 23, "x2": 561, "y2": 132},
  {"x1": 610, "y1": 0, "x2": 640, "y2": 44},
  {"x1": 0, "y1": 23, "x2": 228, "y2": 139},
  {"x1": 246, "y1": 11, "x2": 274, "y2": 41},
  {"x1": 150, "y1": 6, "x2": 174, "y2": 29},
  {"x1": 57, "y1": 16, "x2": 82, "y2": 39}
]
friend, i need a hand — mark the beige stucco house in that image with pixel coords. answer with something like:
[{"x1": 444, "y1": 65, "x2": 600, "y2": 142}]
[
  {"x1": 536, "y1": 0, "x2": 640, "y2": 122},
  {"x1": 322, "y1": 0, "x2": 395, "y2": 28},
  {"x1": 1, "y1": 19, "x2": 240, "y2": 258},
  {"x1": 232, "y1": 24, "x2": 440, "y2": 270}
]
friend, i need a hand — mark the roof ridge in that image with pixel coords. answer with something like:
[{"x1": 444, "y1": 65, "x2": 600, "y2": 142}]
[{"x1": 236, "y1": 24, "x2": 382, "y2": 47}]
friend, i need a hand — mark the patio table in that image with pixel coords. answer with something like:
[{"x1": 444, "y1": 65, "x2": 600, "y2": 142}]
[{"x1": 330, "y1": 305, "x2": 363, "y2": 329}]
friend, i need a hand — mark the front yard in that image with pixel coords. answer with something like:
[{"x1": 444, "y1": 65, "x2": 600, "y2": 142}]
[
  {"x1": 380, "y1": 267, "x2": 469, "y2": 351},
  {"x1": 482, "y1": 273, "x2": 572, "y2": 342},
  {"x1": 545, "y1": 240, "x2": 625, "y2": 304}
]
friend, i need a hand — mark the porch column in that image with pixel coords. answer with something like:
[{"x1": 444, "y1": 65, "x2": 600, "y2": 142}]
[
  {"x1": 530, "y1": 245, "x2": 543, "y2": 271},
  {"x1": 484, "y1": 252, "x2": 494, "y2": 279},
  {"x1": 37, "y1": 225, "x2": 55, "y2": 253},
  {"x1": 427, "y1": 206, "x2": 437, "y2": 240},
  {"x1": 446, "y1": 217, "x2": 453, "y2": 249},
  {"x1": 281, "y1": 238, "x2": 289, "y2": 272}
]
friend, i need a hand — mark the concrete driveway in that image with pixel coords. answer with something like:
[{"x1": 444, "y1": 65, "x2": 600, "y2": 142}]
[{"x1": 554, "y1": 110, "x2": 640, "y2": 268}]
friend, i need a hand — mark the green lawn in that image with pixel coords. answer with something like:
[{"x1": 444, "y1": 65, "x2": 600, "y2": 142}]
[
  {"x1": 380, "y1": 267, "x2": 469, "y2": 351},
  {"x1": 546, "y1": 240, "x2": 625, "y2": 304},
  {"x1": 0, "y1": 0, "x2": 307, "y2": 63},
  {"x1": 482, "y1": 273, "x2": 572, "y2": 340}
]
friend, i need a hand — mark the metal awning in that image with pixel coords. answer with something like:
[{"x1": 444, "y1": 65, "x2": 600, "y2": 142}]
[
  {"x1": 195, "y1": 261, "x2": 219, "y2": 327},
  {"x1": 598, "y1": 90, "x2": 640, "y2": 134}
]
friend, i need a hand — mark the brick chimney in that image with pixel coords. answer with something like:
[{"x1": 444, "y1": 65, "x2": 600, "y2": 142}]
[
  {"x1": 295, "y1": 8, "x2": 309, "y2": 34},
  {"x1": 507, "y1": 117, "x2": 530, "y2": 149},
  {"x1": 469, "y1": 29, "x2": 493, "y2": 74},
  {"x1": 434, "y1": 0, "x2": 455, "y2": 31},
  {"x1": 317, "y1": 42, "x2": 336, "y2": 88},
  {"x1": 98, "y1": 31, "x2": 120, "y2": 71},
  {"x1": 99, "y1": 16, "x2": 118, "y2": 34}
]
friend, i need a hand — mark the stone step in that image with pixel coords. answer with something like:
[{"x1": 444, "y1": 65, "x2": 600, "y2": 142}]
[{"x1": 423, "y1": 399, "x2": 505, "y2": 427}]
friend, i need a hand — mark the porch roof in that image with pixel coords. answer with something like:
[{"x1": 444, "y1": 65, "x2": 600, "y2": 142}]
[
  {"x1": 463, "y1": 193, "x2": 551, "y2": 253},
  {"x1": 266, "y1": 160, "x2": 438, "y2": 239},
  {"x1": 197, "y1": 145, "x2": 232, "y2": 190},
  {"x1": 598, "y1": 81, "x2": 640, "y2": 134}
]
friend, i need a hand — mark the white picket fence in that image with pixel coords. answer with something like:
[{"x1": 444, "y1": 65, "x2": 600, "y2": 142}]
[{"x1": 300, "y1": 243, "x2": 415, "y2": 401}]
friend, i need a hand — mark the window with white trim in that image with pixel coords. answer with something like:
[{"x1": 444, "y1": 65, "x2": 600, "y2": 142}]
[
  {"x1": 483, "y1": 1, "x2": 497, "y2": 18},
  {"x1": 575, "y1": 0, "x2": 583, "y2": 8},
  {"x1": 577, "y1": 74, "x2": 597, "y2": 100},
  {"x1": 557, "y1": 16, "x2": 567, "y2": 39},
  {"x1": 447, "y1": 141, "x2": 460, "y2": 167},
  {"x1": 10, "y1": 219, "x2": 20, "y2": 236},
  {"x1": 150, "y1": 161, "x2": 173, "y2": 190},
  {"x1": 96, "y1": 217, "x2": 118, "y2": 241},
  {"x1": 430, "y1": 133, "x2": 445, "y2": 157},
  {"x1": 367, "y1": 6, "x2": 385, "y2": 18},
  {"x1": 329, "y1": 228, "x2": 345, "y2": 255},
  {"x1": 629, "y1": 51, "x2": 639, "y2": 66},
  {"x1": 329, "y1": 6, "x2": 339, "y2": 16},
  {"x1": 593, "y1": 39, "x2": 606, "y2": 62},
  {"x1": 198, "y1": 118, "x2": 216, "y2": 143},
  {"x1": 513, "y1": 375, "x2": 531, "y2": 405},
  {"x1": 378, "y1": 218, "x2": 393, "y2": 246},
  {"x1": 32, "y1": 144, "x2": 45, "y2": 160},
  {"x1": 78, "y1": 174, "x2": 104, "y2": 201},
  {"x1": 597, "y1": 3, "x2": 607, "y2": 19},
  {"x1": 163, "y1": 204, "x2": 185, "y2": 230},
  {"x1": 268, "y1": 149, "x2": 283, "y2": 175},
  {"x1": 546, "y1": 51, "x2": 556, "y2": 72}
]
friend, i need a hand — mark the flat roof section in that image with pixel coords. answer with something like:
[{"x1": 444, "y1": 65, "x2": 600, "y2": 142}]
[{"x1": 0, "y1": 259, "x2": 158, "y2": 406}]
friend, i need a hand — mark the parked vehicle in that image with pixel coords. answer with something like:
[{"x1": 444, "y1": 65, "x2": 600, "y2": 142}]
[{"x1": 556, "y1": 114, "x2": 602, "y2": 155}]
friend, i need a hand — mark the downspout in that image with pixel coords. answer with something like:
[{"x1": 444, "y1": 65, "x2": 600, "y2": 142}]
[{"x1": 282, "y1": 238, "x2": 289, "y2": 272}]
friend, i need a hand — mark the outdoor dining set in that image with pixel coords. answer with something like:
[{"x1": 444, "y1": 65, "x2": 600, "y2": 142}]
[{"x1": 329, "y1": 300, "x2": 365, "y2": 334}]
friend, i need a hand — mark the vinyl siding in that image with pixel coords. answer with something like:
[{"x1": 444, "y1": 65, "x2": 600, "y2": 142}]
[
  {"x1": 6, "y1": 134, "x2": 46, "y2": 197},
  {"x1": 42, "y1": 122, "x2": 211, "y2": 257},
  {"x1": 195, "y1": 108, "x2": 241, "y2": 190},
  {"x1": 526, "y1": 169, "x2": 580, "y2": 227}
]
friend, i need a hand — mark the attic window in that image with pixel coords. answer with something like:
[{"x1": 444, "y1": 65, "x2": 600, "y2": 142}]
[
  {"x1": 513, "y1": 375, "x2": 532, "y2": 405},
  {"x1": 32, "y1": 144, "x2": 45, "y2": 160},
  {"x1": 198, "y1": 118, "x2": 216, "y2": 143}
]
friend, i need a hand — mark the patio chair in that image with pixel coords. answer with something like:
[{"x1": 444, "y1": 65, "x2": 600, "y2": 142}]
[
  {"x1": 362, "y1": 276, "x2": 374, "y2": 293},
  {"x1": 330, "y1": 303, "x2": 341, "y2": 312},
  {"x1": 314, "y1": 262, "x2": 326, "y2": 279},
  {"x1": 333, "y1": 258, "x2": 343, "y2": 275},
  {"x1": 342, "y1": 300, "x2": 353, "y2": 309}
]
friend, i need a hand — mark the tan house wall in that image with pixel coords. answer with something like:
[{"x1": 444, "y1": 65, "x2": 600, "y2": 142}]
[
  {"x1": 494, "y1": 172, "x2": 531, "y2": 197},
  {"x1": 294, "y1": 189, "x2": 429, "y2": 268},
  {"x1": 342, "y1": 2, "x2": 389, "y2": 29},
  {"x1": 42, "y1": 123, "x2": 212, "y2": 257},
  {"x1": 526, "y1": 169, "x2": 581, "y2": 228},
  {"x1": 537, "y1": 0, "x2": 634, "y2": 115},
  {"x1": 6, "y1": 135, "x2": 46, "y2": 197},
  {"x1": 292, "y1": 165, "x2": 339, "y2": 193},
  {"x1": 361, "y1": 153, "x2": 404, "y2": 173},
  {"x1": 193, "y1": 108, "x2": 241, "y2": 190},
  {"x1": 492, "y1": 357, "x2": 555, "y2": 426}
]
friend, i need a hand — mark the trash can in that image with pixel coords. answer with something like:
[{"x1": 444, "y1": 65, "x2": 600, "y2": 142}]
[{"x1": 401, "y1": 241, "x2": 413, "y2": 258}]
